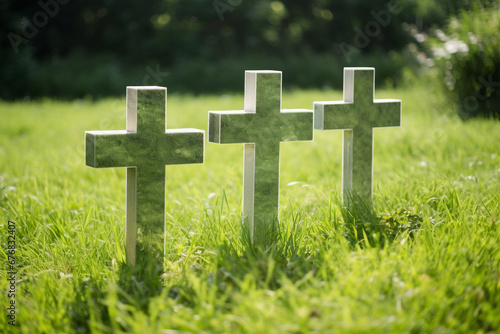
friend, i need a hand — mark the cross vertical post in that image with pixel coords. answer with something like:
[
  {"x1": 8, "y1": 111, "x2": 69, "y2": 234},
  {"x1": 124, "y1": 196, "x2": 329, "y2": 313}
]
[
  {"x1": 85, "y1": 86, "x2": 204, "y2": 266},
  {"x1": 209, "y1": 71, "x2": 313, "y2": 247},
  {"x1": 314, "y1": 68, "x2": 401, "y2": 208}
]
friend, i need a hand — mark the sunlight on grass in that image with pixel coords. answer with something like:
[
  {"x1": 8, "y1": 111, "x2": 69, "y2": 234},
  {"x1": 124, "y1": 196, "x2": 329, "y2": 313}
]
[{"x1": 0, "y1": 86, "x2": 499, "y2": 333}]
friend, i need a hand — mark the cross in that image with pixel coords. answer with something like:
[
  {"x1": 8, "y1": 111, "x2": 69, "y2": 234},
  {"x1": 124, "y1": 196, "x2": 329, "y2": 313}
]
[
  {"x1": 85, "y1": 86, "x2": 204, "y2": 266},
  {"x1": 314, "y1": 67, "x2": 401, "y2": 208},
  {"x1": 208, "y1": 71, "x2": 313, "y2": 247}
]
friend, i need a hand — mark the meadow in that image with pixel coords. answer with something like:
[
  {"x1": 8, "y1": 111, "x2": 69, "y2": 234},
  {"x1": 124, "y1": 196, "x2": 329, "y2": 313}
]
[{"x1": 0, "y1": 84, "x2": 499, "y2": 333}]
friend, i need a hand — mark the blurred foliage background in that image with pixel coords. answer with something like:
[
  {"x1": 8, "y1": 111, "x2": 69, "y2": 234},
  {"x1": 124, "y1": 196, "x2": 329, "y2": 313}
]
[{"x1": 1, "y1": 0, "x2": 499, "y2": 118}]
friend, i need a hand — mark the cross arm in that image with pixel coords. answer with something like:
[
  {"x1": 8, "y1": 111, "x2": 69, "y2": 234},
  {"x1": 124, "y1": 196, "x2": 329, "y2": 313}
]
[
  {"x1": 372, "y1": 99, "x2": 402, "y2": 128},
  {"x1": 313, "y1": 101, "x2": 358, "y2": 130},
  {"x1": 280, "y1": 109, "x2": 314, "y2": 141},
  {"x1": 208, "y1": 111, "x2": 256, "y2": 144},
  {"x1": 163, "y1": 129, "x2": 205, "y2": 164},
  {"x1": 85, "y1": 130, "x2": 137, "y2": 168}
]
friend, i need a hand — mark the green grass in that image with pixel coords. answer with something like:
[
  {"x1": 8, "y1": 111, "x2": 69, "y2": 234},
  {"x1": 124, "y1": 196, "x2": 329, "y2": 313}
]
[{"x1": 0, "y1": 85, "x2": 499, "y2": 333}]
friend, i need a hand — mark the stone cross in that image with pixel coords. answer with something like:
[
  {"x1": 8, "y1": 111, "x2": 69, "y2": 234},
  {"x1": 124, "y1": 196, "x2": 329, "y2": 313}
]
[
  {"x1": 208, "y1": 71, "x2": 313, "y2": 247},
  {"x1": 85, "y1": 86, "x2": 204, "y2": 266},
  {"x1": 314, "y1": 67, "x2": 401, "y2": 208}
]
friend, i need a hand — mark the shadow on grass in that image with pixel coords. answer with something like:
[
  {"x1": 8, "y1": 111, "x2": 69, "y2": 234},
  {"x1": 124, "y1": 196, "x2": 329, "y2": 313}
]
[
  {"x1": 339, "y1": 192, "x2": 423, "y2": 249},
  {"x1": 67, "y1": 226, "x2": 327, "y2": 331},
  {"x1": 67, "y1": 192, "x2": 423, "y2": 331},
  {"x1": 69, "y1": 259, "x2": 166, "y2": 332}
]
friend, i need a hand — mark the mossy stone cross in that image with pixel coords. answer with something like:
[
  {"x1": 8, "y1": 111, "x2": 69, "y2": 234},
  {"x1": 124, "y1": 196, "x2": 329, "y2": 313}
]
[
  {"x1": 85, "y1": 86, "x2": 204, "y2": 266},
  {"x1": 208, "y1": 71, "x2": 313, "y2": 247},
  {"x1": 314, "y1": 68, "x2": 401, "y2": 208}
]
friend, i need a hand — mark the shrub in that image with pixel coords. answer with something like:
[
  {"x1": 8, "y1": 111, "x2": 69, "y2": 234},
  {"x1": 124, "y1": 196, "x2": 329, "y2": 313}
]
[
  {"x1": 426, "y1": 5, "x2": 500, "y2": 120},
  {"x1": 3, "y1": 51, "x2": 407, "y2": 100}
]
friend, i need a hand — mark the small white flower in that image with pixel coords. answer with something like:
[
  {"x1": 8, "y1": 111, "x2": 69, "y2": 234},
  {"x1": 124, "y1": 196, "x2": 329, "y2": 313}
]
[
  {"x1": 432, "y1": 47, "x2": 448, "y2": 59},
  {"x1": 450, "y1": 19, "x2": 460, "y2": 29},
  {"x1": 468, "y1": 32, "x2": 478, "y2": 45},
  {"x1": 416, "y1": 52, "x2": 428, "y2": 64},
  {"x1": 415, "y1": 33, "x2": 427, "y2": 43},
  {"x1": 444, "y1": 39, "x2": 469, "y2": 54},
  {"x1": 435, "y1": 29, "x2": 449, "y2": 42},
  {"x1": 424, "y1": 58, "x2": 435, "y2": 67}
]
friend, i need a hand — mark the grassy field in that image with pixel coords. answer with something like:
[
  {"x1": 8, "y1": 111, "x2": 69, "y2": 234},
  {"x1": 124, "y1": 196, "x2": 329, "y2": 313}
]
[{"x1": 0, "y1": 85, "x2": 499, "y2": 333}]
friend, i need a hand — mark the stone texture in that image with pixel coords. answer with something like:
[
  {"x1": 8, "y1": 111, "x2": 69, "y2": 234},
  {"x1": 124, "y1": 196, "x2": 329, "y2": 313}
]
[
  {"x1": 209, "y1": 71, "x2": 313, "y2": 246},
  {"x1": 314, "y1": 68, "x2": 401, "y2": 208},
  {"x1": 85, "y1": 86, "x2": 204, "y2": 266}
]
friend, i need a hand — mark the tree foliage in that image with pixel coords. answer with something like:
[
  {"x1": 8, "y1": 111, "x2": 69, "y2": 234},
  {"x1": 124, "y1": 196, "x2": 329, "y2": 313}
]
[{"x1": 1, "y1": 0, "x2": 496, "y2": 99}]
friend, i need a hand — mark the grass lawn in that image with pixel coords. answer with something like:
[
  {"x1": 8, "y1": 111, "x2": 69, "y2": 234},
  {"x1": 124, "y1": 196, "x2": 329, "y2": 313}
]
[{"x1": 0, "y1": 85, "x2": 499, "y2": 333}]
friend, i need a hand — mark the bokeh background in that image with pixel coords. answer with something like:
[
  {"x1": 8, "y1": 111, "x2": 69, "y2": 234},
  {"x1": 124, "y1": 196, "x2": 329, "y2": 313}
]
[
  {"x1": 1, "y1": 2, "x2": 500, "y2": 332},
  {"x1": 1, "y1": 0, "x2": 499, "y2": 118}
]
